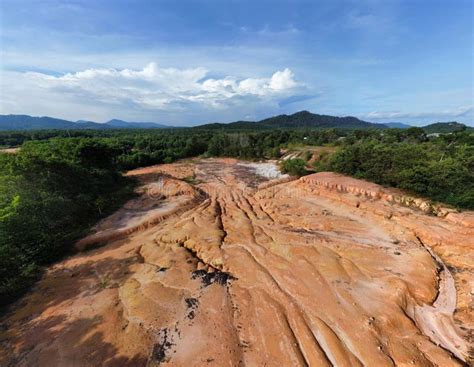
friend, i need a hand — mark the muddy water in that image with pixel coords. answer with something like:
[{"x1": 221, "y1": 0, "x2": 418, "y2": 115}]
[{"x1": 1, "y1": 158, "x2": 472, "y2": 366}]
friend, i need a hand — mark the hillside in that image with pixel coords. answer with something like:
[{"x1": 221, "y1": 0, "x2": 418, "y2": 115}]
[
  {"x1": 422, "y1": 121, "x2": 470, "y2": 134},
  {"x1": 258, "y1": 111, "x2": 387, "y2": 129},
  {"x1": 196, "y1": 111, "x2": 387, "y2": 130}
]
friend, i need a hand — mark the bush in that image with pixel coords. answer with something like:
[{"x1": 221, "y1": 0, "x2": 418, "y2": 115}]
[
  {"x1": 304, "y1": 151, "x2": 313, "y2": 162},
  {"x1": 281, "y1": 158, "x2": 307, "y2": 176}
]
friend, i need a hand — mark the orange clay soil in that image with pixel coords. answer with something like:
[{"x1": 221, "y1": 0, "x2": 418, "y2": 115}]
[{"x1": 1, "y1": 158, "x2": 473, "y2": 367}]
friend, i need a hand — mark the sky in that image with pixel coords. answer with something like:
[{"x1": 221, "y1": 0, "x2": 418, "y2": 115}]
[{"x1": 0, "y1": 0, "x2": 473, "y2": 126}]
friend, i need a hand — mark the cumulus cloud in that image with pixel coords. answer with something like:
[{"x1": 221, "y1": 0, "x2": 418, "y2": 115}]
[{"x1": 21, "y1": 63, "x2": 300, "y2": 110}]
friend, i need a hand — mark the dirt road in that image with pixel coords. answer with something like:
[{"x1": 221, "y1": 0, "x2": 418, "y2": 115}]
[{"x1": 1, "y1": 158, "x2": 472, "y2": 366}]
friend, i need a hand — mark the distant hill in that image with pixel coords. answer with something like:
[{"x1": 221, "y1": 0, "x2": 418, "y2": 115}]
[
  {"x1": 195, "y1": 121, "x2": 261, "y2": 130},
  {"x1": 383, "y1": 122, "x2": 412, "y2": 129},
  {"x1": 105, "y1": 119, "x2": 169, "y2": 129},
  {"x1": 259, "y1": 111, "x2": 388, "y2": 129},
  {"x1": 0, "y1": 115, "x2": 170, "y2": 130},
  {"x1": 0, "y1": 115, "x2": 99, "y2": 130},
  {"x1": 422, "y1": 121, "x2": 470, "y2": 134},
  {"x1": 3, "y1": 112, "x2": 471, "y2": 132},
  {"x1": 196, "y1": 111, "x2": 387, "y2": 130},
  {"x1": 76, "y1": 120, "x2": 99, "y2": 125}
]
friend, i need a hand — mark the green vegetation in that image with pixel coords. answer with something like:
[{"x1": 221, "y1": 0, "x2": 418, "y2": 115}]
[
  {"x1": 0, "y1": 125, "x2": 472, "y2": 306},
  {"x1": 315, "y1": 128, "x2": 474, "y2": 209},
  {"x1": 281, "y1": 158, "x2": 307, "y2": 176},
  {"x1": 0, "y1": 138, "x2": 134, "y2": 305},
  {"x1": 422, "y1": 121, "x2": 469, "y2": 134}
]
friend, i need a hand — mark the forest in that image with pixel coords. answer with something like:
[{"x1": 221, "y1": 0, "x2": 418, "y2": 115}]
[{"x1": 0, "y1": 126, "x2": 473, "y2": 306}]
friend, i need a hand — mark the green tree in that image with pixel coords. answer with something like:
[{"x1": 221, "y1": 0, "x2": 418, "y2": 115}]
[{"x1": 281, "y1": 158, "x2": 307, "y2": 176}]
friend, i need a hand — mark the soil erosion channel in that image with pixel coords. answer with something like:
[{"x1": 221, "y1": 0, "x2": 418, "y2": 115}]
[{"x1": 1, "y1": 158, "x2": 473, "y2": 366}]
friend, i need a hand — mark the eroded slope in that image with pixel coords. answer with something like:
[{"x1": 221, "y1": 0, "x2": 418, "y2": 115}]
[{"x1": 1, "y1": 158, "x2": 472, "y2": 366}]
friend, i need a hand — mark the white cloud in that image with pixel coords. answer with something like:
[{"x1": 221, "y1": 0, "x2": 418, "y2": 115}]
[
  {"x1": 269, "y1": 68, "x2": 297, "y2": 91},
  {"x1": 16, "y1": 63, "x2": 300, "y2": 111},
  {"x1": 364, "y1": 105, "x2": 473, "y2": 120}
]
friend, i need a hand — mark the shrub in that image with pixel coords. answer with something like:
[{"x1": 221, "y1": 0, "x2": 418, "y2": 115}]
[{"x1": 281, "y1": 158, "x2": 307, "y2": 176}]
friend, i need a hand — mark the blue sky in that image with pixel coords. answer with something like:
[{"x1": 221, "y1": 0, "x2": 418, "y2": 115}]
[{"x1": 0, "y1": 0, "x2": 472, "y2": 126}]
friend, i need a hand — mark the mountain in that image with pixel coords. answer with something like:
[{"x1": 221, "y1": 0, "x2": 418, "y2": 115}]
[
  {"x1": 195, "y1": 111, "x2": 387, "y2": 130},
  {"x1": 105, "y1": 119, "x2": 170, "y2": 129},
  {"x1": 4, "y1": 113, "x2": 470, "y2": 132},
  {"x1": 422, "y1": 121, "x2": 470, "y2": 134},
  {"x1": 258, "y1": 111, "x2": 387, "y2": 129},
  {"x1": 0, "y1": 115, "x2": 170, "y2": 131},
  {"x1": 194, "y1": 121, "x2": 260, "y2": 130},
  {"x1": 0, "y1": 115, "x2": 98, "y2": 130},
  {"x1": 383, "y1": 122, "x2": 412, "y2": 129},
  {"x1": 76, "y1": 119, "x2": 100, "y2": 125}
]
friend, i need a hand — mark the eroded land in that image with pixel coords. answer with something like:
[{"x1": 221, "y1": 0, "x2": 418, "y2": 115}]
[{"x1": 1, "y1": 158, "x2": 473, "y2": 366}]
